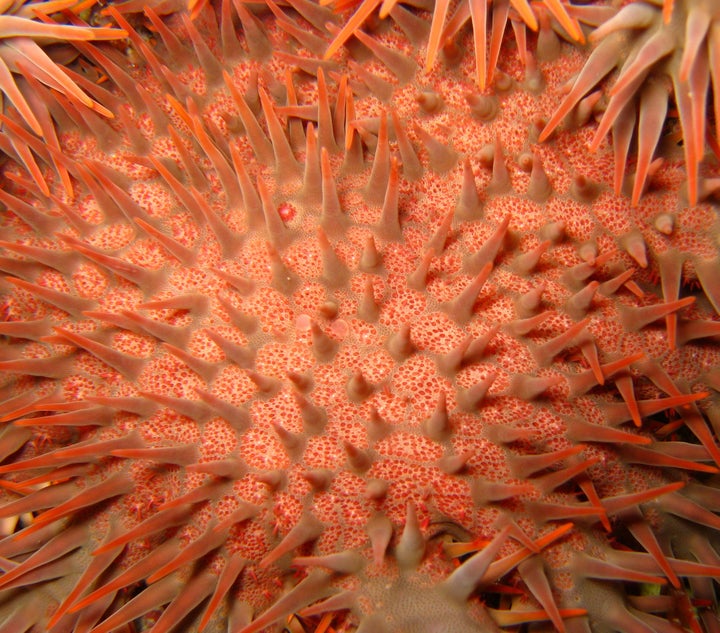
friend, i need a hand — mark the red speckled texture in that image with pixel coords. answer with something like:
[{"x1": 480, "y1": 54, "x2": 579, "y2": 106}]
[{"x1": 0, "y1": 1, "x2": 720, "y2": 632}]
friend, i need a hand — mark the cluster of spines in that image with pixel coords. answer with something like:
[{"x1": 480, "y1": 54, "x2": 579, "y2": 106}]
[
  {"x1": 539, "y1": 0, "x2": 720, "y2": 208},
  {"x1": 0, "y1": 1, "x2": 719, "y2": 633}
]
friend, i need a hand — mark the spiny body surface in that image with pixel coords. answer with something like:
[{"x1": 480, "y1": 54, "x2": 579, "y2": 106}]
[{"x1": 0, "y1": 1, "x2": 719, "y2": 633}]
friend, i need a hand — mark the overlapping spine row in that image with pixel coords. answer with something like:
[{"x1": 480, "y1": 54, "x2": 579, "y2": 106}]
[{"x1": 0, "y1": 1, "x2": 719, "y2": 633}]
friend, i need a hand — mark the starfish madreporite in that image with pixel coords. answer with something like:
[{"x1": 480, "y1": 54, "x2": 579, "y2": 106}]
[{"x1": 0, "y1": 1, "x2": 719, "y2": 632}]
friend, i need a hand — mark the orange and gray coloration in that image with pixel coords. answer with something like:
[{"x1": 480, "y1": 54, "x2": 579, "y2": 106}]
[{"x1": 0, "y1": 0, "x2": 720, "y2": 631}]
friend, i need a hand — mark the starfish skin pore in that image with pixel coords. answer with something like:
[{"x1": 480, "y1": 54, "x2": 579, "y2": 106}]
[{"x1": 0, "y1": 1, "x2": 719, "y2": 632}]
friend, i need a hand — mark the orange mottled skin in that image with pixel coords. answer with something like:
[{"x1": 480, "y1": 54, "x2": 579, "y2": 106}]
[{"x1": 0, "y1": 2, "x2": 719, "y2": 633}]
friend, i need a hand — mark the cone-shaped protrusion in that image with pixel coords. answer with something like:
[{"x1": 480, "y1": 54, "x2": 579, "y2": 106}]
[
  {"x1": 111, "y1": 439, "x2": 200, "y2": 466},
  {"x1": 365, "y1": 478, "x2": 389, "y2": 501},
  {"x1": 458, "y1": 371, "x2": 497, "y2": 411},
  {"x1": 696, "y1": 256, "x2": 720, "y2": 315},
  {"x1": 391, "y1": 109, "x2": 422, "y2": 180},
  {"x1": 389, "y1": 1, "x2": 430, "y2": 42},
  {"x1": 407, "y1": 248, "x2": 435, "y2": 291},
  {"x1": 581, "y1": 341, "x2": 605, "y2": 385},
  {"x1": 342, "y1": 87, "x2": 365, "y2": 173},
  {"x1": 230, "y1": 144, "x2": 265, "y2": 229},
  {"x1": 260, "y1": 514, "x2": 324, "y2": 568},
  {"x1": 657, "y1": 249, "x2": 683, "y2": 350},
  {"x1": 565, "y1": 281, "x2": 600, "y2": 319},
  {"x1": 465, "y1": 215, "x2": 510, "y2": 274},
  {"x1": 52, "y1": 327, "x2": 144, "y2": 381},
  {"x1": 598, "y1": 269, "x2": 635, "y2": 297},
  {"x1": 367, "y1": 513, "x2": 393, "y2": 566},
  {"x1": 527, "y1": 153, "x2": 553, "y2": 202},
  {"x1": 195, "y1": 388, "x2": 250, "y2": 433},
  {"x1": 293, "y1": 551, "x2": 364, "y2": 575},
  {"x1": 319, "y1": 300, "x2": 339, "y2": 319},
  {"x1": 677, "y1": 319, "x2": 720, "y2": 345},
  {"x1": 507, "y1": 374, "x2": 564, "y2": 400},
  {"x1": 141, "y1": 392, "x2": 213, "y2": 423},
  {"x1": 0, "y1": 317, "x2": 52, "y2": 342},
  {"x1": 257, "y1": 470, "x2": 286, "y2": 490},
  {"x1": 442, "y1": 525, "x2": 512, "y2": 603},
  {"x1": 266, "y1": 243, "x2": 299, "y2": 295},
  {"x1": 188, "y1": 112, "x2": 243, "y2": 207},
  {"x1": 456, "y1": 158, "x2": 482, "y2": 220},
  {"x1": 5, "y1": 277, "x2": 96, "y2": 318},
  {"x1": 347, "y1": 58, "x2": 393, "y2": 102},
  {"x1": 443, "y1": 262, "x2": 493, "y2": 323},
  {"x1": 215, "y1": 296, "x2": 258, "y2": 336},
  {"x1": 487, "y1": 137, "x2": 511, "y2": 193},
  {"x1": 364, "y1": 113, "x2": 390, "y2": 204},
  {"x1": 386, "y1": 324, "x2": 414, "y2": 361},
  {"x1": 303, "y1": 468, "x2": 334, "y2": 492},
  {"x1": 471, "y1": 477, "x2": 533, "y2": 506},
  {"x1": 119, "y1": 309, "x2": 191, "y2": 347},
  {"x1": 508, "y1": 445, "x2": 585, "y2": 480},
  {"x1": 214, "y1": 270, "x2": 255, "y2": 297},
  {"x1": 60, "y1": 237, "x2": 164, "y2": 294},
  {"x1": 347, "y1": 370, "x2": 373, "y2": 403},
  {"x1": 359, "y1": 235, "x2": 382, "y2": 272},
  {"x1": 423, "y1": 392, "x2": 451, "y2": 441},
  {"x1": 19, "y1": 471, "x2": 134, "y2": 537},
  {"x1": 316, "y1": 68, "x2": 339, "y2": 153},
  {"x1": 539, "y1": 221, "x2": 566, "y2": 244},
  {"x1": 232, "y1": 0, "x2": 271, "y2": 59},
  {"x1": 426, "y1": 212, "x2": 453, "y2": 256},
  {"x1": 147, "y1": 154, "x2": 202, "y2": 226},
  {"x1": 344, "y1": 441, "x2": 373, "y2": 473},
  {"x1": 0, "y1": 241, "x2": 77, "y2": 275},
  {"x1": 532, "y1": 317, "x2": 590, "y2": 366},
  {"x1": 259, "y1": 89, "x2": 302, "y2": 181},
  {"x1": 366, "y1": 407, "x2": 391, "y2": 442},
  {"x1": 415, "y1": 125, "x2": 458, "y2": 173},
  {"x1": 301, "y1": 123, "x2": 321, "y2": 205},
  {"x1": 167, "y1": 126, "x2": 209, "y2": 192},
  {"x1": 599, "y1": 391, "x2": 709, "y2": 427},
  {"x1": 320, "y1": 147, "x2": 345, "y2": 236},
  {"x1": 333, "y1": 75, "x2": 349, "y2": 150},
  {"x1": 358, "y1": 279, "x2": 381, "y2": 322},
  {"x1": 83, "y1": 160, "x2": 152, "y2": 226},
  {"x1": 0, "y1": 189, "x2": 60, "y2": 234},
  {"x1": 569, "y1": 174, "x2": 601, "y2": 203},
  {"x1": 619, "y1": 297, "x2": 695, "y2": 332},
  {"x1": 615, "y1": 374, "x2": 641, "y2": 427},
  {"x1": 513, "y1": 240, "x2": 551, "y2": 275},
  {"x1": 86, "y1": 395, "x2": 159, "y2": 418},
  {"x1": 378, "y1": 157, "x2": 402, "y2": 241},
  {"x1": 310, "y1": 321, "x2": 338, "y2": 362},
  {"x1": 518, "y1": 557, "x2": 566, "y2": 632},
  {"x1": 257, "y1": 177, "x2": 291, "y2": 250},
  {"x1": 272, "y1": 422, "x2": 305, "y2": 461},
  {"x1": 516, "y1": 284, "x2": 545, "y2": 317},
  {"x1": 505, "y1": 311, "x2": 553, "y2": 338},
  {"x1": 134, "y1": 218, "x2": 196, "y2": 266},
  {"x1": 317, "y1": 227, "x2": 350, "y2": 288},
  {"x1": 621, "y1": 229, "x2": 648, "y2": 268},
  {"x1": 466, "y1": 93, "x2": 498, "y2": 122},
  {"x1": 443, "y1": 326, "x2": 499, "y2": 376},
  {"x1": 246, "y1": 370, "x2": 282, "y2": 396},
  {"x1": 287, "y1": 371, "x2": 313, "y2": 393},
  {"x1": 438, "y1": 451, "x2": 473, "y2": 474},
  {"x1": 293, "y1": 392, "x2": 326, "y2": 435},
  {"x1": 396, "y1": 503, "x2": 425, "y2": 571},
  {"x1": 162, "y1": 343, "x2": 220, "y2": 383},
  {"x1": 353, "y1": 28, "x2": 418, "y2": 83},
  {"x1": 565, "y1": 417, "x2": 651, "y2": 445}
]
